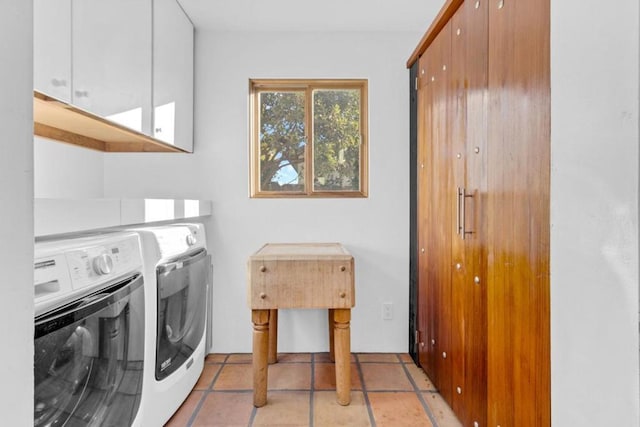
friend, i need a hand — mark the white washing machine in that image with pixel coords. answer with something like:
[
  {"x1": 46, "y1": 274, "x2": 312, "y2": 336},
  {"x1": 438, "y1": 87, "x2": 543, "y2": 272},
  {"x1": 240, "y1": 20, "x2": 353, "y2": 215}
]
[
  {"x1": 34, "y1": 232, "x2": 146, "y2": 427},
  {"x1": 129, "y1": 223, "x2": 210, "y2": 427}
]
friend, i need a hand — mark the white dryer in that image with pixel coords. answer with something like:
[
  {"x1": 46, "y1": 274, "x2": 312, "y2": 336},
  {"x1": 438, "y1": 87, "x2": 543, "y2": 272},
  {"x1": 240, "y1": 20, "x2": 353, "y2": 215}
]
[
  {"x1": 34, "y1": 232, "x2": 146, "y2": 427},
  {"x1": 129, "y1": 223, "x2": 210, "y2": 427}
]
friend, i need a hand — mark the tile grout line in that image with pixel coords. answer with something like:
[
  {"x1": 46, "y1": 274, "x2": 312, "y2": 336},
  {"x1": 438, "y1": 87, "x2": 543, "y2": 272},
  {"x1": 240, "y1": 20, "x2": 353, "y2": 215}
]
[
  {"x1": 185, "y1": 357, "x2": 227, "y2": 427},
  {"x1": 360, "y1": 360, "x2": 404, "y2": 365},
  {"x1": 396, "y1": 353, "x2": 439, "y2": 427},
  {"x1": 207, "y1": 360, "x2": 227, "y2": 392},
  {"x1": 309, "y1": 353, "x2": 315, "y2": 427},
  {"x1": 247, "y1": 406, "x2": 258, "y2": 427},
  {"x1": 245, "y1": 353, "x2": 257, "y2": 427},
  {"x1": 225, "y1": 361, "x2": 312, "y2": 365},
  {"x1": 185, "y1": 391, "x2": 209, "y2": 427},
  {"x1": 215, "y1": 388, "x2": 313, "y2": 393},
  {"x1": 355, "y1": 353, "x2": 377, "y2": 427},
  {"x1": 364, "y1": 388, "x2": 435, "y2": 393}
]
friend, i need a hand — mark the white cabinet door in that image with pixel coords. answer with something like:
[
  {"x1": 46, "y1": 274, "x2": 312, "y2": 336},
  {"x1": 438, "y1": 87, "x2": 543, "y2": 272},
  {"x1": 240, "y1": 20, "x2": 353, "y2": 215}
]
[
  {"x1": 34, "y1": 0, "x2": 71, "y2": 102},
  {"x1": 153, "y1": 0, "x2": 194, "y2": 152},
  {"x1": 72, "y1": 0, "x2": 152, "y2": 134}
]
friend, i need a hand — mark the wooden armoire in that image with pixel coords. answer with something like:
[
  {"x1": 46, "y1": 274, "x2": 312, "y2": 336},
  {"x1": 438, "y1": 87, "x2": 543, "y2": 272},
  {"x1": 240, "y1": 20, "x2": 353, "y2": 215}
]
[{"x1": 408, "y1": 0, "x2": 550, "y2": 426}]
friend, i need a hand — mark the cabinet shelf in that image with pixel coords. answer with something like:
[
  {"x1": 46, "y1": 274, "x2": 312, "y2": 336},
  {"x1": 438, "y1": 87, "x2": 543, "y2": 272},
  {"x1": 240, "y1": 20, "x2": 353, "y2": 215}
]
[{"x1": 33, "y1": 91, "x2": 187, "y2": 153}]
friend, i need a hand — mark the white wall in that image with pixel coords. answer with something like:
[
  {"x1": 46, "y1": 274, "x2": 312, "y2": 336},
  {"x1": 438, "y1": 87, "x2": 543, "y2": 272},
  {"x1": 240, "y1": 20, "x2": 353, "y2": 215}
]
[
  {"x1": 104, "y1": 30, "x2": 420, "y2": 353},
  {"x1": 34, "y1": 137, "x2": 105, "y2": 198},
  {"x1": 551, "y1": 0, "x2": 640, "y2": 425},
  {"x1": 0, "y1": 0, "x2": 34, "y2": 423}
]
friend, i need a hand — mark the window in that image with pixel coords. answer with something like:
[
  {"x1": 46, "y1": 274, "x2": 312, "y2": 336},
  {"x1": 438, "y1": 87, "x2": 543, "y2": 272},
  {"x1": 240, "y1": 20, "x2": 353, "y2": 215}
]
[{"x1": 250, "y1": 79, "x2": 368, "y2": 198}]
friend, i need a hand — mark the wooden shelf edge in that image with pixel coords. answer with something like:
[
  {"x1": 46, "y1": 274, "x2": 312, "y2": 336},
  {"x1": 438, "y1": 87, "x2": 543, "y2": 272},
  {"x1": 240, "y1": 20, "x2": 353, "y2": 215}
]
[
  {"x1": 406, "y1": 0, "x2": 464, "y2": 68},
  {"x1": 33, "y1": 90, "x2": 188, "y2": 153},
  {"x1": 34, "y1": 122, "x2": 106, "y2": 151}
]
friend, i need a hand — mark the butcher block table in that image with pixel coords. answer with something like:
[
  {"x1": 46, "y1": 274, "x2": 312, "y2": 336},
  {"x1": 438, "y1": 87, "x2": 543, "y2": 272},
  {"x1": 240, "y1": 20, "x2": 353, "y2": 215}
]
[{"x1": 247, "y1": 243, "x2": 355, "y2": 407}]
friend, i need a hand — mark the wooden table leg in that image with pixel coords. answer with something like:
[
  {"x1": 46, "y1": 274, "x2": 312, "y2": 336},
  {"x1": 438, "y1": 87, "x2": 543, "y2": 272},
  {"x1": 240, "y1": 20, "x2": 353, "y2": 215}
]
[
  {"x1": 268, "y1": 309, "x2": 278, "y2": 364},
  {"x1": 252, "y1": 309, "x2": 270, "y2": 407},
  {"x1": 333, "y1": 308, "x2": 351, "y2": 405},
  {"x1": 328, "y1": 309, "x2": 335, "y2": 362}
]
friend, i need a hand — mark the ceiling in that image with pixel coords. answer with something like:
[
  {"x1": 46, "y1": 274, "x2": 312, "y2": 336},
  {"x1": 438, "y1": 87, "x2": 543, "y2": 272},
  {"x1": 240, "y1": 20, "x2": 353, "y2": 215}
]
[{"x1": 178, "y1": 0, "x2": 445, "y2": 33}]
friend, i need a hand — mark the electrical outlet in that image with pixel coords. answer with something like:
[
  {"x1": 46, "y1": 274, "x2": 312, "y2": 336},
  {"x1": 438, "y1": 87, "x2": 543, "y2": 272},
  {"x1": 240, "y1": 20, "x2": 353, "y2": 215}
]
[{"x1": 382, "y1": 302, "x2": 393, "y2": 320}]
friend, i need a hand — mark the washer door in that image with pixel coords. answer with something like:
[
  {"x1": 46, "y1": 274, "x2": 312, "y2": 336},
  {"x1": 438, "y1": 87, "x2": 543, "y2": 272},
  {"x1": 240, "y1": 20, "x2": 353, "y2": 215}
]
[
  {"x1": 155, "y1": 249, "x2": 209, "y2": 380},
  {"x1": 34, "y1": 273, "x2": 144, "y2": 427}
]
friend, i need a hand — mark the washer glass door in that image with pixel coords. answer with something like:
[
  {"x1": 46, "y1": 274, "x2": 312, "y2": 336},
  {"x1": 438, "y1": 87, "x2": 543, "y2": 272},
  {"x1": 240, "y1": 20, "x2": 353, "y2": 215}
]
[
  {"x1": 34, "y1": 273, "x2": 144, "y2": 426},
  {"x1": 155, "y1": 249, "x2": 209, "y2": 380}
]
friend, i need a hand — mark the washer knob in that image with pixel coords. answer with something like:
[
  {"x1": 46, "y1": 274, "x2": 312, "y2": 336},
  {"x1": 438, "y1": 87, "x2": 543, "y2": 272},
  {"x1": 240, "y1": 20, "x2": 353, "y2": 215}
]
[
  {"x1": 186, "y1": 234, "x2": 196, "y2": 246},
  {"x1": 92, "y1": 254, "x2": 113, "y2": 275}
]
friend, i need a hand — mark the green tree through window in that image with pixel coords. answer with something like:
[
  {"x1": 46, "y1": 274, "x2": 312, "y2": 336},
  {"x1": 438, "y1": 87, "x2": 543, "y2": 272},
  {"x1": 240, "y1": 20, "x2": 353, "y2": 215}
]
[
  {"x1": 259, "y1": 91, "x2": 306, "y2": 191},
  {"x1": 313, "y1": 89, "x2": 361, "y2": 191},
  {"x1": 250, "y1": 80, "x2": 368, "y2": 198}
]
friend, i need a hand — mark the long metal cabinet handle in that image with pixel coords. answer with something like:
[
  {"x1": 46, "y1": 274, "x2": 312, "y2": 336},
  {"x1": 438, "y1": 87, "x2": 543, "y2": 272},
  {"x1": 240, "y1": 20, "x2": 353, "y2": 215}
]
[
  {"x1": 456, "y1": 187, "x2": 462, "y2": 235},
  {"x1": 461, "y1": 187, "x2": 466, "y2": 239},
  {"x1": 460, "y1": 188, "x2": 474, "y2": 240}
]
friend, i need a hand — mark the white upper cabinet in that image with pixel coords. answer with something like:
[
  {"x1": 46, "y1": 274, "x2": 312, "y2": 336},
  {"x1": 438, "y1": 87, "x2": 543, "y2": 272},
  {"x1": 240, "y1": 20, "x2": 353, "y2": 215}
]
[
  {"x1": 34, "y1": 0, "x2": 72, "y2": 102},
  {"x1": 153, "y1": 0, "x2": 194, "y2": 152},
  {"x1": 33, "y1": 0, "x2": 195, "y2": 152},
  {"x1": 71, "y1": 0, "x2": 153, "y2": 134}
]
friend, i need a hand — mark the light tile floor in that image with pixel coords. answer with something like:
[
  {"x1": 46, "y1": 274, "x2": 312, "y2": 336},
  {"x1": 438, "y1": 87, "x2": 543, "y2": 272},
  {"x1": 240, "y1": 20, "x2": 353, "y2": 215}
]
[{"x1": 165, "y1": 353, "x2": 462, "y2": 427}]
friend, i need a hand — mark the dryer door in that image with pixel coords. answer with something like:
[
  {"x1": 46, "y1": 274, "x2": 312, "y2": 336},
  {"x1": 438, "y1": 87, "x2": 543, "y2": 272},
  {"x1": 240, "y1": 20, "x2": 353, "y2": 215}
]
[
  {"x1": 34, "y1": 273, "x2": 145, "y2": 427},
  {"x1": 155, "y1": 249, "x2": 209, "y2": 380}
]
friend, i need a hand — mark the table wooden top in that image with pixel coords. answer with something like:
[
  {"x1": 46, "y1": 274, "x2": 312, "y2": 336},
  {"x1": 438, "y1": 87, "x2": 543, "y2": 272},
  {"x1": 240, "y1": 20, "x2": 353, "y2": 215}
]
[{"x1": 250, "y1": 243, "x2": 352, "y2": 260}]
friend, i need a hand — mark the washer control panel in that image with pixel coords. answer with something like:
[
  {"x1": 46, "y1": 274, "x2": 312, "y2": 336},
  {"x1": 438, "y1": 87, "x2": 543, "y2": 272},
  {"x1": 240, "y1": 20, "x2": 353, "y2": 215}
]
[
  {"x1": 65, "y1": 235, "x2": 140, "y2": 289},
  {"x1": 153, "y1": 225, "x2": 204, "y2": 259},
  {"x1": 34, "y1": 232, "x2": 142, "y2": 316}
]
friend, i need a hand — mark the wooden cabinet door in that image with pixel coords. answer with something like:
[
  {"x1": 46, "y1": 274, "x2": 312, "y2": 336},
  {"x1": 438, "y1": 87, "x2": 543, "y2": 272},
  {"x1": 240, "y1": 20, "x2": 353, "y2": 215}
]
[
  {"x1": 461, "y1": 0, "x2": 489, "y2": 425},
  {"x1": 434, "y1": 22, "x2": 454, "y2": 404},
  {"x1": 450, "y1": 1, "x2": 489, "y2": 426},
  {"x1": 417, "y1": 50, "x2": 438, "y2": 384},
  {"x1": 487, "y1": 0, "x2": 550, "y2": 425},
  {"x1": 449, "y1": 3, "x2": 468, "y2": 422},
  {"x1": 418, "y1": 21, "x2": 454, "y2": 403}
]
